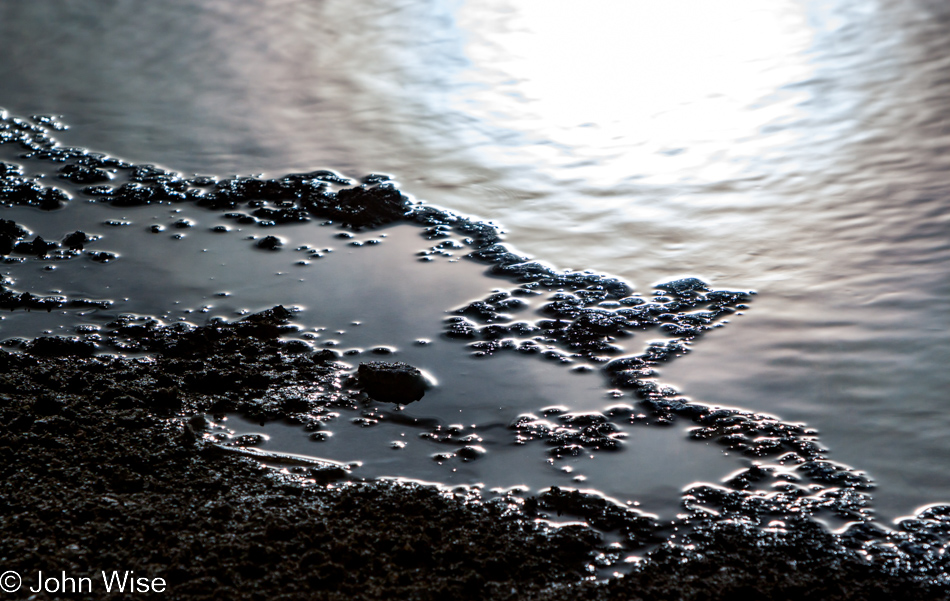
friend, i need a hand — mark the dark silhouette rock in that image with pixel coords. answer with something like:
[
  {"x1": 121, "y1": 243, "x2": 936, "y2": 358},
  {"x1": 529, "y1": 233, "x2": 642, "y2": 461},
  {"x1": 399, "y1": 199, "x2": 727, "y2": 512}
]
[
  {"x1": 357, "y1": 361, "x2": 429, "y2": 404},
  {"x1": 655, "y1": 277, "x2": 709, "y2": 294},
  {"x1": 59, "y1": 163, "x2": 111, "y2": 184},
  {"x1": 0, "y1": 219, "x2": 28, "y2": 255},
  {"x1": 62, "y1": 230, "x2": 89, "y2": 250},
  {"x1": 15, "y1": 235, "x2": 56, "y2": 256},
  {"x1": 257, "y1": 235, "x2": 283, "y2": 250}
]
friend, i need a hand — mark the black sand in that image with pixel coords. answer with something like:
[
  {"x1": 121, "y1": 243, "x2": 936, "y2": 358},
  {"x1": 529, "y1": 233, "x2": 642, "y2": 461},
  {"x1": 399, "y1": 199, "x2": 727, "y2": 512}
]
[
  {"x1": 1, "y1": 308, "x2": 947, "y2": 600},
  {"x1": 1, "y1": 111, "x2": 949, "y2": 600}
]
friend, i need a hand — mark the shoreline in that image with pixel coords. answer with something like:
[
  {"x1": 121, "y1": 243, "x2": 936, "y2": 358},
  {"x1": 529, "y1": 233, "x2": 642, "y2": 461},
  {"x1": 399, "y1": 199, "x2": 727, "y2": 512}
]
[
  {"x1": 1, "y1": 308, "x2": 947, "y2": 600},
  {"x1": 1, "y1": 110, "x2": 948, "y2": 599}
]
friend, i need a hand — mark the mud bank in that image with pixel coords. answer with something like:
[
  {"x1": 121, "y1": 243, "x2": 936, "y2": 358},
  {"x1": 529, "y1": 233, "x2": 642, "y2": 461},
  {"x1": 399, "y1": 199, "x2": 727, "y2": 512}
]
[
  {"x1": 1, "y1": 309, "x2": 947, "y2": 600},
  {"x1": 2, "y1": 111, "x2": 949, "y2": 599}
]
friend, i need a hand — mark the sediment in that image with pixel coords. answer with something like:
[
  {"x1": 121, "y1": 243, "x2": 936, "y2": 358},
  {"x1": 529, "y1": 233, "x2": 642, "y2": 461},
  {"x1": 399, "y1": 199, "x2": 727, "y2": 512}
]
[
  {"x1": 1, "y1": 111, "x2": 949, "y2": 599},
  {"x1": 1, "y1": 309, "x2": 947, "y2": 600}
]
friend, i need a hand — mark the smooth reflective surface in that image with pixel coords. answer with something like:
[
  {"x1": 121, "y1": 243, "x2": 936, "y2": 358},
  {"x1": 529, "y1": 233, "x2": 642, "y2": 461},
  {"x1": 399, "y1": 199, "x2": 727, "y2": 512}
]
[{"x1": 1, "y1": 0, "x2": 949, "y2": 521}]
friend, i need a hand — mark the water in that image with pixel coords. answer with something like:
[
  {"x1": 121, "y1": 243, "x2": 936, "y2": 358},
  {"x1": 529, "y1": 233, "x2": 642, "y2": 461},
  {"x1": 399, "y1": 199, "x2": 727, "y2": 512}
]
[
  {"x1": 0, "y1": 183, "x2": 739, "y2": 519},
  {"x1": 1, "y1": 0, "x2": 949, "y2": 526}
]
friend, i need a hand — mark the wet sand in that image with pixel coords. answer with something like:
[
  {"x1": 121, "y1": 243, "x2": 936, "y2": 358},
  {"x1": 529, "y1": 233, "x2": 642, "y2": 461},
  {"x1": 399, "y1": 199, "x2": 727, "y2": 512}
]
[
  {"x1": 1, "y1": 111, "x2": 949, "y2": 599},
  {"x1": 1, "y1": 309, "x2": 947, "y2": 600}
]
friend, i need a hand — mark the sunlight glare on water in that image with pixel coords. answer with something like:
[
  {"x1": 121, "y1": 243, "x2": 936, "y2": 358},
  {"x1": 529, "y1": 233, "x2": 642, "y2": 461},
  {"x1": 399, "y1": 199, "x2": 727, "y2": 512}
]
[{"x1": 454, "y1": 0, "x2": 815, "y2": 189}]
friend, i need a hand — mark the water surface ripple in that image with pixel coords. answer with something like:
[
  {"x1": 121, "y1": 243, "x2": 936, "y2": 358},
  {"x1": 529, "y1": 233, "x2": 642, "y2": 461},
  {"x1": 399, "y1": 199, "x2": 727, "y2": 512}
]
[{"x1": 0, "y1": 0, "x2": 948, "y2": 525}]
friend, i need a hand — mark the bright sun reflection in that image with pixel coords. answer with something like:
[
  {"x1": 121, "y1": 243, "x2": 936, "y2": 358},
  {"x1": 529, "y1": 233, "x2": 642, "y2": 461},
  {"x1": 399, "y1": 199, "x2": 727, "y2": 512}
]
[{"x1": 456, "y1": 0, "x2": 816, "y2": 187}]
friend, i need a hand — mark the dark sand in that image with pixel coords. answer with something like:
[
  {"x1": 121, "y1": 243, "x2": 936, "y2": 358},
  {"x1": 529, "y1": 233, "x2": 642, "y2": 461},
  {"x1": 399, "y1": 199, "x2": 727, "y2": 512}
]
[
  {"x1": 1, "y1": 112, "x2": 949, "y2": 600},
  {"x1": 1, "y1": 307, "x2": 946, "y2": 600}
]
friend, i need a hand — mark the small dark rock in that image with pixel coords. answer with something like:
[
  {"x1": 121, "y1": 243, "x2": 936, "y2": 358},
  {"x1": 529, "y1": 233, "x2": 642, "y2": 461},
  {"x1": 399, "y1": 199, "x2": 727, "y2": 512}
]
[
  {"x1": 0, "y1": 219, "x2": 28, "y2": 255},
  {"x1": 235, "y1": 305, "x2": 295, "y2": 340},
  {"x1": 59, "y1": 163, "x2": 110, "y2": 184},
  {"x1": 655, "y1": 277, "x2": 709, "y2": 295},
  {"x1": 328, "y1": 184, "x2": 410, "y2": 228},
  {"x1": 282, "y1": 340, "x2": 312, "y2": 354},
  {"x1": 87, "y1": 251, "x2": 117, "y2": 263},
  {"x1": 257, "y1": 235, "x2": 283, "y2": 250},
  {"x1": 357, "y1": 361, "x2": 430, "y2": 404},
  {"x1": 62, "y1": 230, "x2": 89, "y2": 250},
  {"x1": 457, "y1": 445, "x2": 487, "y2": 461},
  {"x1": 311, "y1": 349, "x2": 341, "y2": 363},
  {"x1": 15, "y1": 236, "x2": 56, "y2": 256}
]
